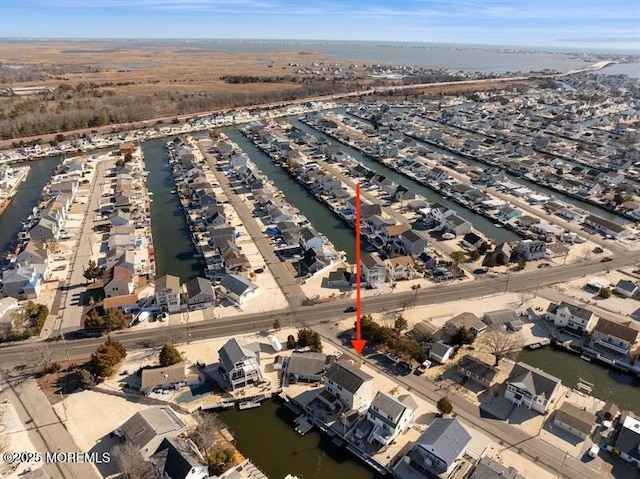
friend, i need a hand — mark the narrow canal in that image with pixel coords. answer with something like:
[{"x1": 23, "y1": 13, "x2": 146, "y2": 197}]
[
  {"x1": 519, "y1": 347, "x2": 640, "y2": 412},
  {"x1": 287, "y1": 118, "x2": 521, "y2": 244},
  {"x1": 0, "y1": 156, "x2": 61, "y2": 258},
  {"x1": 217, "y1": 399, "x2": 383, "y2": 479},
  {"x1": 141, "y1": 138, "x2": 204, "y2": 282},
  {"x1": 221, "y1": 127, "x2": 358, "y2": 261}
]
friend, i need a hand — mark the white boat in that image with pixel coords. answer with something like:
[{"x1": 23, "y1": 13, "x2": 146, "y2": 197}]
[{"x1": 442, "y1": 232, "x2": 455, "y2": 240}]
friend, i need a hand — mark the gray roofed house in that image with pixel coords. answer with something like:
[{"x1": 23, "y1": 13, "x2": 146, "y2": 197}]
[
  {"x1": 545, "y1": 301, "x2": 596, "y2": 333},
  {"x1": 613, "y1": 415, "x2": 640, "y2": 465},
  {"x1": 367, "y1": 391, "x2": 417, "y2": 446},
  {"x1": 140, "y1": 363, "x2": 187, "y2": 396},
  {"x1": 444, "y1": 312, "x2": 487, "y2": 337},
  {"x1": 553, "y1": 402, "x2": 594, "y2": 439},
  {"x1": 185, "y1": 276, "x2": 215, "y2": 310},
  {"x1": 615, "y1": 280, "x2": 639, "y2": 298},
  {"x1": 505, "y1": 362, "x2": 561, "y2": 414},
  {"x1": 324, "y1": 362, "x2": 374, "y2": 412},
  {"x1": 483, "y1": 309, "x2": 520, "y2": 330},
  {"x1": 457, "y1": 355, "x2": 497, "y2": 388},
  {"x1": 286, "y1": 352, "x2": 333, "y2": 382},
  {"x1": 218, "y1": 337, "x2": 262, "y2": 391},
  {"x1": 120, "y1": 406, "x2": 188, "y2": 458},
  {"x1": 467, "y1": 456, "x2": 524, "y2": 479},
  {"x1": 149, "y1": 437, "x2": 208, "y2": 479},
  {"x1": 219, "y1": 273, "x2": 258, "y2": 305},
  {"x1": 429, "y1": 341, "x2": 455, "y2": 364},
  {"x1": 397, "y1": 418, "x2": 471, "y2": 477}
]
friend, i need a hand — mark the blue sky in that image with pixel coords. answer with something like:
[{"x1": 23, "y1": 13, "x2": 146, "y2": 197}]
[{"x1": 1, "y1": 0, "x2": 639, "y2": 51}]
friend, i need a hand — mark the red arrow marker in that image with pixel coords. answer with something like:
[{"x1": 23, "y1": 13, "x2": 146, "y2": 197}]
[{"x1": 351, "y1": 183, "x2": 367, "y2": 356}]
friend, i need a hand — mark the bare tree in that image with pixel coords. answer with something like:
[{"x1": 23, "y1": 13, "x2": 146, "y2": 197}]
[
  {"x1": 477, "y1": 330, "x2": 524, "y2": 366},
  {"x1": 191, "y1": 411, "x2": 224, "y2": 452},
  {"x1": 112, "y1": 442, "x2": 154, "y2": 479},
  {"x1": 29, "y1": 343, "x2": 57, "y2": 371}
]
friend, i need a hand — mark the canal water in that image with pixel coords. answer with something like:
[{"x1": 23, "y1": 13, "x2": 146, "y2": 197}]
[
  {"x1": 221, "y1": 127, "x2": 358, "y2": 261},
  {"x1": 287, "y1": 118, "x2": 520, "y2": 244},
  {"x1": 141, "y1": 138, "x2": 204, "y2": 282},
  {"x1": 217, "y1": 399, "x2": 383, "y2": 479},
  {"x1": 519, "y1": 347, "x2": 640, "y2": 412},
  {"x1": 0, "y1": 156, "x2": 61, "y2": 257}
]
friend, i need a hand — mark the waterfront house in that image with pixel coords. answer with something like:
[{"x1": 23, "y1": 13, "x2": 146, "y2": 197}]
[
  {"x1": 444, "y1": 312, "x2": 487, "y2": 338},
  {"x1": 155, "y1": 274, "x2": 182, "y2": 314},
  {"x1": 462, "y1": 232, "x2": 484, "y2": 250},
  {"x1": 345, "y1": 197, "x2": 382, "y2": 219},
  {"x1": 300, "y1": 248, "x2": 329, "y2": 274},
  {"x1": 149, "y1": 437, "x2": 209, "y2": 479},
  {"x1": 457, "y1": 355, "x2": 497, "y2": 388},
  {"x1": 615, "y1": 280, "x2": 638, "y2": 298},
  {"x1": 109, "y1": 209, "x2": 131, "y2": 227},
  {"x1": 498, "y1": 206, "x2": 521, "y2": 220},
  {"x1": 588, "y1": 318, "x2": 640, "y2": 356},
  {"x1": 103, "y1": 265, "x2": 135, "y2": 298},
  {"x1": 482, "y1": 309, "x2": 521, "y2": 331},
  {"x1": 428, "y1": 168, "x2": 448, "y2": 182},
  {"x1": 218, "y1": 337, "x2": 263, "y2": 391},
  {"x1": 208, "y1": 225, "x2": 236, "y2": 248},
  {"x1": 394, "y1": 418, "x2": 471, "y2": 479},
  {"x1": 2, "y1": 267, "x2": 41, "y2": 299},
  {"x1": 381, "y1": 223, "x2": 411, "y2": 246},
  {"x1": 185, "y1": 277, "x2": 215, "y2": 310},
  {"x1": 360, "y1": 253, "x2": 388, "y2": 288},
  {"x1": 429, "y1": 341, "x2": 455, "y2": 364},
  {"x1": 299, "y1": 227, "x2": 323, "y2": 252},
  {"x1": 366, "y1": 392, "x2": 417, "y2": 446},
  {"x1": 120, "y1": 406, "x2": 188, "y2": 459},
  {"x1": 16, "y1": 241, "x2": 50, "y2": 281},
  {"x1": 545, "y1": 301, "x2": 596, "y2": 334},
  {"x1": 46, "y1": 179, "x2": 78, "y2": 197},
  {"x1": 140, "y1": 363, "x2": 187, "y2": 396},
  {"x1": 385, "y1": 256, "x2": 415, "y2": 281},
  {"x1": 324, "y1": 361, "x2": 374, "y2": 412},
  {"x1": 516, "y1": 239, "x2": 546, "y2": 261},
  {"x1": 400, "y1": 229, "x2": 428, "y2": 256},
  {"x1": 611, "y1": 415, "x2": 640, "y2": 467},
  {"x1": 221, "y1": 245, "x2": 250, "y2": 273},
  {"x1": 504, "y1": 362, "x2": 561, "y2": 414},
  {"x1": 553, "y1": 402, "x2": 594, "y2": 440},
  {"x1": 219, "y1": 274, "x2": 258, "y2": 305},
  {"x1": 583, "y1": 214, "x2": 629, "y2": 239},
  {"x1": 28, "y1": 218, "x2": 58, "y2": 243},
  {"x1": 286, "y1": 352, "x2": 333, "y2": 383},
  {"x1": 443, "y1": 214, "x2": 472, "y2": 236},
  {"x1": 107, "y1": 230, "x2": 136, "y2": 251},
  {"x1": 426, "y1": 203, "x2": 455, "y2": 223}
]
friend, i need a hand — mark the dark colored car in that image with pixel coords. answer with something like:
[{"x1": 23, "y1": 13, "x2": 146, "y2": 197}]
[
  {"x1": 601, "y1": 257, "x2": 613, "y2": 262},
  {"x1": 343, "y1": 306, "x2": 357, "y2": 313}
]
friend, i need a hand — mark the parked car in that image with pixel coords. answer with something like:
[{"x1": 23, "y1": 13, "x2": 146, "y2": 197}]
[
  {"x1": 588, "y1": 444, "x2": 600, "y2": 459},
  {"x1": 600, "y1": 256, "x2": 613, "y2": 262},
  {"x1": 414, "y1": 360, "x2": 432, "y2": 375}
]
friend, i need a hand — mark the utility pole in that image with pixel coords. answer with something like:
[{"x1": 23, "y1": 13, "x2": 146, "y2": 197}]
[{"x1": 504, "y1": 272, "x2": 511, "y2": 294}]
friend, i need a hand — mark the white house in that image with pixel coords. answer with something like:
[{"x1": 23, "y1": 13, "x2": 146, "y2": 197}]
[
  {"x1": 516, "y1": 239, "x2": 546, "y2": 261},
  {"x1": 324, "y1": 362, "x2": 374, "y2": 412},
  {"x1": 429, "y1": 341, "x2": 455, "y2": 364},
  {"x1": 219, "y1": 274, "x2": 258, "y2": 305},
  {"x1": 545, "y1": 301, "x2": 596, "y2": 333},
  {"x1": 589, "y1": 318, "x2": 640, "y2": 356},
  {"x1": 366, "y1": 392, "x2": 417, "y2": 446},
  {"x1": 504, "y1": 362, "x2": 561, "y2": 414},
  {"x1": 360, "y1": 252, "x2": 387, "y2": 288},
  {"x1": 155, "y1": 274, "x2": 182, "y2": 313},
  {"x1": 299, "y1": 227, "x2": 323, "y2": 252}
]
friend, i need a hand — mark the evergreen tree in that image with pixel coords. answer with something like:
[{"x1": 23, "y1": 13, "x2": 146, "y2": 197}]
[{"x1": 159, "y1": 343, "x2": 182, "y2": 367}]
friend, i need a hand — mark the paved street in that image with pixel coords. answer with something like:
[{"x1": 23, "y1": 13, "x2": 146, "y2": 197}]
[
  {"x1": 198, "y1": 138, "x2": 307, "y2": 307},
  {"x1": 0, "y1": 375, "x2": 100, "y2": 479}
]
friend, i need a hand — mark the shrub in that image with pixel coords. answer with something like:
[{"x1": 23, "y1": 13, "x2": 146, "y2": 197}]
[
  {"x1": 599, "y1": 287, "x2": 611, "y2": 299},
  {"x1": 437, "y1": 397, "x2": 453, "y2": 416},
  {"x1": 159, "y1": 343, "x2": 182, "y2": 367}
]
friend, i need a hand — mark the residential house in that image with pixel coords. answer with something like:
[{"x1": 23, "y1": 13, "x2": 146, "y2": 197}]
[
  {"x1": 102, "y1": 294, "x2": 139, "y2": 313},
  {"x1": 367, "y1": 392, "x2": 417, "y2": 446},
  {"x1": 428, "y1": 167, "x2": 448, "y2": 182},
  {"x1": 222, "y1": 245, "x2": 250, "y2": 273},
  {"x1": 584, "y1": 215, "x2": 629, "y2": 239},
  {"x1": 120, "y1": 406, "x2": 188, "y2": 459},
  {"x1": 467, "y1": 457, "x2": 524, "y2": 479},
  {"x1": 219, "y1": 274, "x2": 258, "y2": 305},
  {"x1": 457, "y1": 355, "x2": 497, "y2": 388},
  {"x1": 299, "y1": 227, "x2": 323, "y2": 252},
  {"x1": 553, "y1": 402, "x2": 594, "y2": 440},
  {"x1": 516, "y1": 239, "x2": 546, "y2": 261},
  {"x1": 400, "y1": 229, "x2": 428, "y2": 256},
  {"x1": 208, "y1": 225, "x2": 236, "y2": 248},
  {"x1": 462, "y1": 232, "x2": 484, "y2": 250},
  {"x1": 612, "y1": 415, "x2": 640, "y2": 466},
  {"x1": 425, "y1": 203, "x2": 455, "y2": 223},
  {"x1": 140, "y1": 363, "x2": 187, "y2": 396},
  {"x1": 16, "y1": 241, "x2": 50, "y2": 281},
  {"x1": 2, "y1": 267, "x2": 41, "y2": 299},
  {"x1": 155, "y1": 274, "x2": 182, "y2": 313},
  {"x1": 483, "y1": 243, "x2": 512, "y2": 266},
  {"x1": 185, "y1": 277, "x2": 215, "y2": 310},
  {"x1": 385, "y1": 256, "x2": 415, "y2": 281},
  {"x1": 286, "y1": 352, "x2": 333, "y2": 383},
  {"x1": 615, "y1": 280, "x2": 638, "y2": 298},
  {"x1": 28, "y1": 218, "x2": 58, "y2": 243},
  {"x1": 589, "y1": 318, "x2": 640, "y2": 356},
  {"x1": 149, "y1": 437, "x2": 209, "y2": 479},
  {"x1": 301, "y1": 248, "x2": 329, "y2": 274},
  {"x1": 103, "y1": 265, "x2": 135, "y2": 298},
  {"x1": 325, "y1": 268, "x2": 352, "y2": 289},
  {"x1": 498, "y1": 206, "x2": 522, "y2": 220},
  {"x1": 360, "y1": 253, "x2": 387, "y2": 288},
  {"x1": 429, "y1": 341, "x2": 455, "y2": 364},
  {"x1": 109, "y1": 209, "x2": 131, "y2": 227},
  {"x1": 394, "y1": 418, "x2": 471, "y2": 478},
  {"x1": 505, "y1": 362, "x2": 561, "y2": 414},
  {"x1": 218, "y1": 337, "x2": 263, "y2": 391},
  {"x1": 443, "y1": 214, "x2": 473, "y2": 236},
  {"x1": 346, "y1": 197, "x2": 382, "y2": 219},
  {"x1": 545, "y1": 301, "x2": 596, "y2": 334},
  {"x1": 483, "y1": 309, "x2": 522, "y2": 331},
  {"x1": 324, "y1": 361, "x2": 374, "y2": 412},
  {"x1": 444, "y1": 312, "x2": 487, "y2": 338}
]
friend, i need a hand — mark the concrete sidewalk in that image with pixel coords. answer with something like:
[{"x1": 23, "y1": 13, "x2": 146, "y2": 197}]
[{"x1": 0, "y1": 375, "x2": 100, "y2": 479}]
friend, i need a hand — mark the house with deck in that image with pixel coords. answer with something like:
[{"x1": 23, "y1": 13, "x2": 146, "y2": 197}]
[
  {"x1": 360, "y1": 252, "x2": 388, "y2": 288},
  {"x1": 545, "y1": 301, "x2": 597, "y2": 334},
  {"x1": 588, "y1": 318, "x2": 640, "y2": 356},
  {"x1": 218, "y1": 337, "x2": 263, "y2": 391},
  {"x1": 323, "y1": 361, "x2": 374, "y2": 412},
  {"x1": 155, "y1": 274, "x2": 182, "y2": 313},
  {"x1": 366, "y1": 392, "x2": 417, "y2": 446},
  {"x1": 504, "y1": 362, "x2": 561, "y2": 414}
]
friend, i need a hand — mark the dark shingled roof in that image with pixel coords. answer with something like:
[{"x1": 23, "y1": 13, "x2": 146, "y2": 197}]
[
  {"x1": 325, "y1": 362, "x2": 373, "y2": 394},
  {"x1": 150, "y1": 437, "x2": 205, "y2": 479},
  {"x1": 508, "y1": 362, "x2": 561, "y2": 400},
  {"x1": 457, "y1": 355, "x2": 497, "y2": 382}
]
